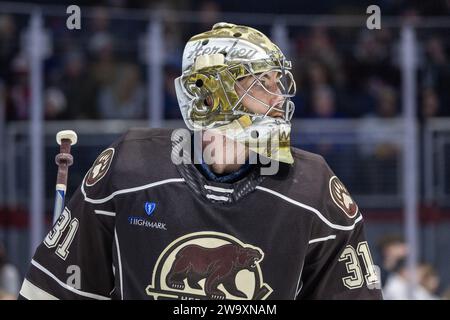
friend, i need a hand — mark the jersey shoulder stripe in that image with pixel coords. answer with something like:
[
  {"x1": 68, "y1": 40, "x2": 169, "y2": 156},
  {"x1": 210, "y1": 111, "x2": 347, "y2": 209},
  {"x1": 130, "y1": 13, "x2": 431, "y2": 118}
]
[
  {"x1": 255, "y1": 186, "x2": 363, "y2": 231},
  {"x1": 81, "y1": 177, "x2": 185, "y2": 204}
]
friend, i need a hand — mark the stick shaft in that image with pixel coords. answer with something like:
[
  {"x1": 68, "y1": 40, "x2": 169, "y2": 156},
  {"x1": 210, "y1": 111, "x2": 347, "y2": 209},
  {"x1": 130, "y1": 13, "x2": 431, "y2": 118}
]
[
  {"x1": 53, "y1": 138, "x2": 73, "y2": 223},
  {"x1": 53, "y1": 185, "x2": 66, "y2": 224}
]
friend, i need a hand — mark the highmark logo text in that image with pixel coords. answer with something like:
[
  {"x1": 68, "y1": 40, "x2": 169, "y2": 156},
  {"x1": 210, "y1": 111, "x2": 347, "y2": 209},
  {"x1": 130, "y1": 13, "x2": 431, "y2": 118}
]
[{"x1": 128, "y1": 216, "x2": 167, "y2": 230}]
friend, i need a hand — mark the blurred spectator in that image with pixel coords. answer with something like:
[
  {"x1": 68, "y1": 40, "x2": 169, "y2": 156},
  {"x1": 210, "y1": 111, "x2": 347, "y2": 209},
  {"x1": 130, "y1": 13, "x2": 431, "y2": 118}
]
[
  {"x1": 349, "y1": 29, "x2": 399, "y2": 116},
  {"x1": 89, "y1": 32, "x2": 116, "y2": 85},
  {"x1": 89, "y1": 30, "x2": 144, "y2": 119},
  {"x1": 44, "y1": 87, "x2": 67, "y2": 120},
  {"x1": 163, "y1": 22, "x2": 184, "y2": 68},
  {"x1": 164, "y1": 64, "x2": 182, "y2": 119},
  {"x1": 0, "y1": 242, "x2": 20, "y2": 298},
  {"x1": 295, "y1": 25, "x2": 354, "y2": 118},
  {"x1": 98, "y1": 63, "x2": 145, "y2": 119},
  {"x1": 303, "y1": 85, "x2": 356, "y2": 185},
  {"x1": 359, "y1": 83, "x2": 400, "y2": 194},
  {"x1": 90, "y1": 6, "x2": 111, "y2": 35},
  {"x1": 298, "y1": 61, "x2": 334, "y2": 118},
  {"x1": 188, "y1": 0, "x2": 222, "y2": 37},
  {"x1": 295, "y1": 26, "x2": 343, "y2": 110},
  {"x1": 371, "y1": 82, "x2": 398, "y2": 118},
  {"x1": 422, "y1": 36, "x2": 450, "y2": 117},
  {"x1": 425, "y1": 36, "x2": 447, "y2": 67},
  {"x1": 306, "y1": 61, "x2": 330, "y2": 89},
  {"x1": 418, "y1": 263, "x2": 440, "y2": 299},
  {"x1": 377, "y1": 234, "x2": 408, "y2": 284},
  {"x1": 60, "y1": 50, "x2": 99, "y2": 119},
  {"x1": 383, "y1": 259, "x2": 441, "y2": 300},
  {"x1": 420, "y1": 87, "x2": 441, "y2": 119},
  {"x1": 354, "y1": 30, "x2": 391, "y2": 73},
  {"x1": 88, "y1": 10, "x2": 116, "y2": 99},
  {"x1": 310, "y1": 85, "x2": 340, "y2": 119},
  {"x1": 199, "y1": 0, "x2": 221, "y2": 31},
  {"x1": 8, "y1": 55, "x2": 30, "y2": 121},
  {"x1": 0, "y1": 14, "x2": 18, "y2": 83},
  {"x1": 302, "y1": 26, "x2": 344, "y2": 87}
]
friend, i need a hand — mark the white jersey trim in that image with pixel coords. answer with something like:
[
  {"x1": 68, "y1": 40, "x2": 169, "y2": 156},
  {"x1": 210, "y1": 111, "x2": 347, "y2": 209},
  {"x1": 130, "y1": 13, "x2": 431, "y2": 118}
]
[
  {"x1": 94, "y1": 210, "x2": 116, "y2": 217},
  {"x1": 255, "y1": 186, "x2": 363, "y2": 231},
  {"x1": 20, "y1": 279, "x2": 59, "y2": 300},
  {"x1": 294, "y1": 259, "x2": 305, "y2": 299},
  {"x1": 81, "y1": 177, "x2": 185, "y2": 204},
  {"x1": 308, "y1": 235, "x2": 337, "y2": 244},
  {"x1": 204, "y1": 185, "x2": 234, "y2": 193},
  {"x1": 30, "y1": 259, "x2": 111, "y2": 300},
  {"x1": 114, "y1": 229, "x2": 124, "y2": 300},
  {"x1": 295, "y1": 281, "x2": 303, "y2": 298},
  {"x1": 206, "y1": 194, "x2": 230, "y2": 201}
]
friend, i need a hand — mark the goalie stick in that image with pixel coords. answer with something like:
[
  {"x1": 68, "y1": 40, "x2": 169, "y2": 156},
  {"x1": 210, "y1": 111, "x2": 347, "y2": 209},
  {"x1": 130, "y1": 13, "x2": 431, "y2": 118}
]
[{"x1": 53, "y1": 130, "x2": 77, "y2": 224}]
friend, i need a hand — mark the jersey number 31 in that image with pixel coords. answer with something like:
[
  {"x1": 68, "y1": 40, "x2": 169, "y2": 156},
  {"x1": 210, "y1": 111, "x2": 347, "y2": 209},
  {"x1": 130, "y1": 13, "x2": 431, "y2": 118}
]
[
  {"x1": 339, "y1": 241, "x2": 380, "y2": 289},
  {"x1": 44, "y1": 207, "x2": 79, "y2": 260}
]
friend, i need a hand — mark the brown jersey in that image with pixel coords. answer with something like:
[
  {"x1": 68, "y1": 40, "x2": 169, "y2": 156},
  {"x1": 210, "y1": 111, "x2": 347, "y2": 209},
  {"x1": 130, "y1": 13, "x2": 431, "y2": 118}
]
[{"x1": 19, "y1": 128, "x2": 382, "y2": 300}]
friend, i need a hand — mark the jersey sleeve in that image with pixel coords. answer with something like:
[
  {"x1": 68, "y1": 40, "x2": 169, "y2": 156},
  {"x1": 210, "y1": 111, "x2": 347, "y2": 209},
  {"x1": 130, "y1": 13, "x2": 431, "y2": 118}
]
[
  {"x1": 297, "y1": 162, "x2": 383, "y2": 300},
  {"x1": 18, "y1": 139, "x2": 124, "y2": 300},
  {"x1": 297, "y1": 221, "x2": 383, "y2": 299}
]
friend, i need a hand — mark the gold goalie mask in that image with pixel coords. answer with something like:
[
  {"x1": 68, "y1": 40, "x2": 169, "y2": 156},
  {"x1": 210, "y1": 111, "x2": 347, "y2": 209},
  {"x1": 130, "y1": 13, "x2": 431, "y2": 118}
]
[{"x1": 174, "y1": 22, "x2": 296, "y2": 164}]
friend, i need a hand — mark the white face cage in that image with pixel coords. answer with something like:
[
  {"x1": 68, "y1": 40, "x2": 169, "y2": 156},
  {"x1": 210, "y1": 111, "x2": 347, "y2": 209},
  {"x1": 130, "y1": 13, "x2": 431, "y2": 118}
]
[{"x1": 232, "y1": 64, "x2": 296, "y2": 122}]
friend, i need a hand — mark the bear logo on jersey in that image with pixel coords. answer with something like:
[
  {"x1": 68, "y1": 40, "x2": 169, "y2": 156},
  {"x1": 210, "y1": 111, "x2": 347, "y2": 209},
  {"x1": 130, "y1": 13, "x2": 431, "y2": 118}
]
[
  {"x1": 166, "y1": 244, "x2": 262, "y2": 299},
  {"x1": 85, "y1": 148, "x2": 115, "y2": 187},
  {"x1": 329, "y1": 176, "x2": 359, "y2": 218},
  {"x1": 146, "y1": 231, "x2": 272, "y2": 300}
]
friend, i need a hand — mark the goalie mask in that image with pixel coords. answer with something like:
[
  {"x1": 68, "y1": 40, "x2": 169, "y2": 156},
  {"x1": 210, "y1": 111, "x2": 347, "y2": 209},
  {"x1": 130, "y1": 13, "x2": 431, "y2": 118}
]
[{"x1": 174, "y1": 22, "x2": 296, "y2": 164}]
